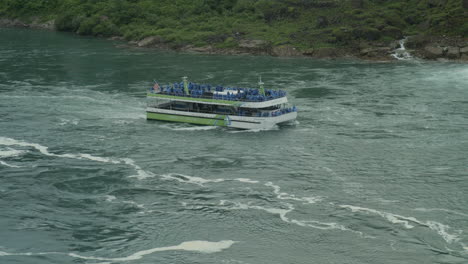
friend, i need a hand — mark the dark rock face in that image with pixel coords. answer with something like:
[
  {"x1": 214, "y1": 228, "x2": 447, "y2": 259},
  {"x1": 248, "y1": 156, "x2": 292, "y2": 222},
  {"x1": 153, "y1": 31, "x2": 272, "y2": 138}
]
[
  {"x1": 352, "y1": 27, "x2": 381, "y2": 41},
  {"x1": 271, "y1": 45, "x2": 302, "y2": 57},
  {"x1": 461, "y1": 46, "x2": 468, "y2": 54},
  {"x1": 463, "y1": 0, "x2": 468, "y2": 8},
  {"x1": 351, "y1": 0, "x2": 364, "y2": 9},
  {"x1": 0, "y1": 18, "x2": 55, "y2": 30},
  {"x1": 137, "y1": 36, "x2": 164, "y2": 47},
  {"x1": 316, "y1": 16, "x2": 328, "y2": 28},
  {"x1": 205, "y1": 34, "x2": 228, "y2": 44},
  {"x1": 381, "y1": 27, "x2": 403, "y2": 39},
  {"x1": 238, "y1": 39, "x2": 267, "y2": 49},
  {"x1": 446, "y1": 46, "x2": 460, "y2": 59},
  {"x1": 423, "y1": 45, "x2": 445, "y2": 59},
  {"x1": 238, "y1": 39, "x2": 271, "y2": 55},
  {"x1": 406, "y1": 35, "x2": 431, "y2": 49},
  {"x1": 407, "y1": 34, "x2": 467, "y2": 60},
  {"x1": 416, "y1": 44, "x2": 464, "y2": 60},
  {"x1": 360, "y1": 47, "x2": 392, "y2": 58},
  {"x1": 427, "y1": 0, "x2": 448, "y2": 8}
]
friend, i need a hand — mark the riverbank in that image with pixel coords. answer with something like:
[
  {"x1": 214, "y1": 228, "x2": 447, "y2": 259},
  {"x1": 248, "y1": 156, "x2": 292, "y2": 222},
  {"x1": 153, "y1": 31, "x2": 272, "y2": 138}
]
[
  {"x1": 1, "y1": 17, "x2": 467, "y2": 62},
  {"x1": 126, "y1": 34, "x2": 468, "y2": 61}
]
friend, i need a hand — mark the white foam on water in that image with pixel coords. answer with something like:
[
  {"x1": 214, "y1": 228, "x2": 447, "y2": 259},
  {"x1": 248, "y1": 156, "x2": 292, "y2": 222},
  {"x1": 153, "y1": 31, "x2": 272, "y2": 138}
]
[
  {"x1": 265, "y1": 182, "x2": 322, "y2": 204},
  {"x1": 70, "y1": 240, "x2": 236, "y2": 261},
  {"x1": 0, "y1": 137, "x2": 152, "y2": 180},
  {"x1": 58, "y1": 118, "x2": 79, "y2": 126},
  {"x1": 0, "y1": 160, "x2": 21, "y2": 168},
  {"x1": 219, "y1": 200, "x2": 354, "y2": 234},
  {"x1": 122, "y1": 158, "x2": 155, "y2": 180},
  {"x1": 0, "y1": 240, "x2": 236, "y2": 262},
  {"x1": 340, "y1": 205, "x2": 421, "y2": 229},
  {"x1": 390, "y1": 38, "x2": 413, "y2": 61},
  {"x1": 220, "y1": 200, "x2": 293, "y2": 223},
  {"x1": 425, "y1": 221, "x2": 462, "y2": 244},
  {"x1": 234, "y1": 178, "x2": 259, "y2": 184},
  {"x1": 160, "y1": 173, "x2": 225, "y2": 186},
  {"x1": 414, "y1": 208, "x2": 468, "y2": 217},
  {"x1": 227, "y1": 126, "x2": 280, "y2": 134},
  {"x1": 122, "y1": 200, "x2": 145, "y2": 209},
  {"x1": 160, "y1": 173, "x2": 260, "y2": 186},
  {"x1": 172, "y1": 126, "x2": 219, "y2": 131},
  {"x1": 340, "y1": 205, "x2": 463, "y2": 244},
  {"x1": 288, "y1": 219, "x2": 348, "y2": 231},
  {"x1": 104, "y1": 195, "x2": 145, "y2": 209},
  {"x1": 0, "y1": 147, "x2": 26, "y2": 158},
  {"x1": 0, "y1": 251, "x2": 61, "y2": 257},
  {"x1": 104, "y1": 195, "x2": 117, "y2": 202}
]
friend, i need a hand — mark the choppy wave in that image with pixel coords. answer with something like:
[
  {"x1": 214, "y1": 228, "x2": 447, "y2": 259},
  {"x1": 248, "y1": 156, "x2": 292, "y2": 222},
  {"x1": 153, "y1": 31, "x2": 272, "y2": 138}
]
[
  {"x1": 414, "y1": 208, "x2": 468, "y2": 217},
  {"x1": 166, "y1": 173, "x2": 359, "y2": 235},
  {"x1": 0, "y1": 137, "x2": 153, "y2": 179},
  {"x1": 218, "y1": 200, "x2": 356, "y2": 234},
  {"x1": 159, "y1": 173, "x2": 259, "y2": 186},
  {"x1": 0, "y1": 147, "x2": 26, "y2": 168},
  {"x1": 58, "y1": 118, "x2": 80, "y2": 126},
  {"x1": 340, "y1": 205, "x2": 463, "y2": 244},
  {"x1": 0, "y1": 240, "x2": 236, "y2": 261},
  {"x1": 0, "y1": 160, "x2": 21, "y2": 168},
  {"x1": 0, "y1": 147, "x2": 26, "y2": 158},
  {"x1": 265, "y1": 182, "x2": 322, "y2": 204}
]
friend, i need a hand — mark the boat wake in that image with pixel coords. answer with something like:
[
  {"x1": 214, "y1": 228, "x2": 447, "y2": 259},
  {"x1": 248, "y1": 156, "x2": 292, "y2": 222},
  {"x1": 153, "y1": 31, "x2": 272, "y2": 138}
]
[
  {"x1": 227, "y1": 125, "x2": 280, "y2": 133},
  {"x1": 172, "y1": 126, "x2": 219, "y2": 131}
]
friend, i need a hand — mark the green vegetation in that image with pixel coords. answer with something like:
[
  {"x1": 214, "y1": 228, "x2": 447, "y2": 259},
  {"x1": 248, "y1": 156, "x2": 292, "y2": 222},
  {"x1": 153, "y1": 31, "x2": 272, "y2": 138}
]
[{"x1": 1, "y1": 0, "x2": 466, "y2": 51}]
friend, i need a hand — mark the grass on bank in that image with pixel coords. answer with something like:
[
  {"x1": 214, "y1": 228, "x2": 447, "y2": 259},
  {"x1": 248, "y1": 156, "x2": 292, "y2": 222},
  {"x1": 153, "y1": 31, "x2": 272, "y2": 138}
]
[{"x1": 0, "y1": 0, "x2": 466, "y2": 51}]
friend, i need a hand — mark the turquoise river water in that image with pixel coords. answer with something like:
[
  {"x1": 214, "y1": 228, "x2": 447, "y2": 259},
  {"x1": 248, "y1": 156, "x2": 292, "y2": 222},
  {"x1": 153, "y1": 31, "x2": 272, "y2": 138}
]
[{"x1": 0, "y1": 28, "x2": 467, "y2": 264}]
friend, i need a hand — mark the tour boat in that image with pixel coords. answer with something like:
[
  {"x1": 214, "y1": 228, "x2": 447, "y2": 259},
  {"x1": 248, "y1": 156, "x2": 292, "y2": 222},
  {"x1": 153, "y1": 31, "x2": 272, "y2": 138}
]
[{"x1": 146, "y1": 77, "x2": 297, "y2": 130}]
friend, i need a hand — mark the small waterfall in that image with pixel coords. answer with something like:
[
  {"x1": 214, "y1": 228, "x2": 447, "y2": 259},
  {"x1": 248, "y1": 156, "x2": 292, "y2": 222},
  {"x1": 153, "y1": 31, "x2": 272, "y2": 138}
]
[{"x1": 391, "y1": 37, "x2": 413, "y2": 60}]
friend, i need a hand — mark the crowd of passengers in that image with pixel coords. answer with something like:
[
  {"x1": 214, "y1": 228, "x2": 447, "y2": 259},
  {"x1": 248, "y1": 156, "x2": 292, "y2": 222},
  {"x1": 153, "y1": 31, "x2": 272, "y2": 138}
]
[
  {"x1": 150, "y1": 82, "x2": 287, "y2": 101},
  {"x1": 237, "y1": 106, "x2": 298, "y2": 117}
]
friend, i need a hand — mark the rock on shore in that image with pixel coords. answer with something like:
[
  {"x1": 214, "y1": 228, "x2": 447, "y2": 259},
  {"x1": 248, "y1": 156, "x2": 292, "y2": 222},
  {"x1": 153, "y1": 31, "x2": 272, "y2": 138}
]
[
  {"x1": 406, "y1": 35, "x2": 468, "y2": 60},
  {"x1": 0, "y1": 18, "x2": 55, "y2": 30}
]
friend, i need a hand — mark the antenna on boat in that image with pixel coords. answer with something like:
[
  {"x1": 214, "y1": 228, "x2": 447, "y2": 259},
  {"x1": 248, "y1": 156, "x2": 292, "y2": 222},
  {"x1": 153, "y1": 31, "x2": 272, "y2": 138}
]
[
  {"x1": 258, "y1": 75, "x2": 265, "y2": 96},
  {"x1": 182, "y1": 76, "x2": 189, "y2": 95}
]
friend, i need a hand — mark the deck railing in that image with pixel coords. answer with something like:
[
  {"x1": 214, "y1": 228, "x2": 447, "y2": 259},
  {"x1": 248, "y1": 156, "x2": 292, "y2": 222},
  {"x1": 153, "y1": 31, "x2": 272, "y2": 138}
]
[{"x1": 149, "y1": 83, "x2": 287, "y2": 102}]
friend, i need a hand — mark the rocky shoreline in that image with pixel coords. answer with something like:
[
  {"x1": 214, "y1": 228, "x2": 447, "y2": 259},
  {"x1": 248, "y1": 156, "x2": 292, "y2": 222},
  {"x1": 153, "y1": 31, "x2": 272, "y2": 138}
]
[
  {"x1": 0, "y1": 17, "x2": 55, "y2": 31},
  {"x1": 2, "y1": 17, "x2": 467, "y2": 62},
  {"x1": 123, "y1": 35, "x2": 468, "y2": 62}
]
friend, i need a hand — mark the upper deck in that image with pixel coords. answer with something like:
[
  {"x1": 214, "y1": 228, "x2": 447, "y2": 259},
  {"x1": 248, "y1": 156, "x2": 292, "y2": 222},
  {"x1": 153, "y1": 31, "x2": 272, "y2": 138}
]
[{"x1": 147, "y1": 80, "x2": 289, "y2": 108}]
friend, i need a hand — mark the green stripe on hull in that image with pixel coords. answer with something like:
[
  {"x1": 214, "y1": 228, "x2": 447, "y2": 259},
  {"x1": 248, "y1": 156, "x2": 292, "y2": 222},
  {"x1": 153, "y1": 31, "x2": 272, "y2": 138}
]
[
  {"x1": 147, "y1": 93, "x2": 241, "y2": 106},
  {"x1": 147, "y1": 112, "x2": 228, "y2": 126}
]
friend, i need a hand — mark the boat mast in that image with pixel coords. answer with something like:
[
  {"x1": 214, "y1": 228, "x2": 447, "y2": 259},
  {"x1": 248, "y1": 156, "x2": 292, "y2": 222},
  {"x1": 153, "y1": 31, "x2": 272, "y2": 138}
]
[
  {"x1": 258, "y1": 76, "x2": 265, "y2": 96},
  {"x1": 183, "y1": 76, "x2": 189, "y2": 95}
]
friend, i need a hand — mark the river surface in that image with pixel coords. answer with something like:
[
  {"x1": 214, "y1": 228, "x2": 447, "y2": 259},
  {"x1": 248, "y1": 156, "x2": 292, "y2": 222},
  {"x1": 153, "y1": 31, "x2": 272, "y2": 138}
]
[{"x1": 1, "y1": 28, "x2": 467, "y2": 264}]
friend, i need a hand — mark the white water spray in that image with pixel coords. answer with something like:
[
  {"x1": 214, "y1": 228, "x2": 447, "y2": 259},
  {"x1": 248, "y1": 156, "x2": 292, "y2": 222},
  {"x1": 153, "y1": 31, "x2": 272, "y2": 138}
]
[{"x1": 391, "y1": 38, "x2": 413, "y2": 60}]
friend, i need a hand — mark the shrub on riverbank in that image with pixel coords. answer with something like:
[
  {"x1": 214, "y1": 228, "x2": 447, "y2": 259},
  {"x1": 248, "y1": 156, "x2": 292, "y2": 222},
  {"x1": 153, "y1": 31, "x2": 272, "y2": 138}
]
[{"x1": 0, "y1": 0, "x2": 466, "y2": 52}]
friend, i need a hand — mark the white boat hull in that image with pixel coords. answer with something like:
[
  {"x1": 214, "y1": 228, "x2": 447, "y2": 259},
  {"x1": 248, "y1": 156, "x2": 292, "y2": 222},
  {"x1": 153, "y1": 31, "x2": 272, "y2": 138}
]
[{"x1": 146, "y1": 107, "x2": 297, "y2": 130}]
